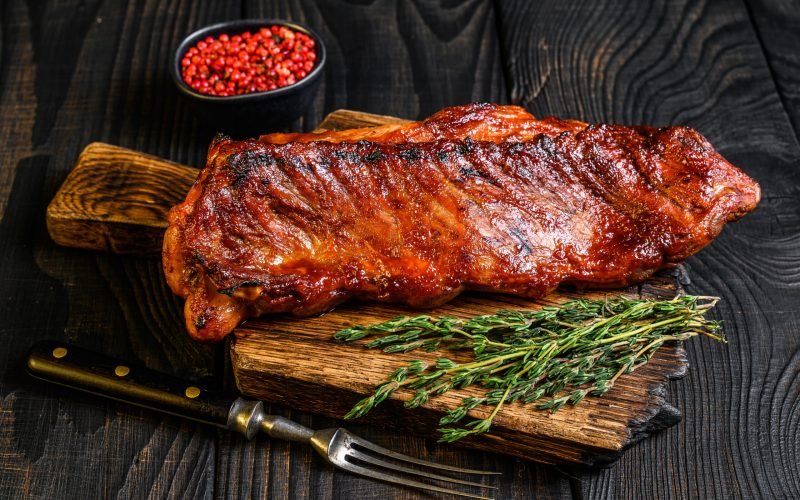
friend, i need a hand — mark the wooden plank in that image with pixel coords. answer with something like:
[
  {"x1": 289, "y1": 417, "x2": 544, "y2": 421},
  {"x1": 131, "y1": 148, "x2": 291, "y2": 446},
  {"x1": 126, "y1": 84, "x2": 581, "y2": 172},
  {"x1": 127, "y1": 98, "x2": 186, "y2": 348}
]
[
  {"x1": 494, "y1": 0, "x2": 800, "y2": 497},
  {"x1": 241, "y1": 0, "x2": 507, "y2": 119},
  {"x1": 0, "y1": 1, "x2": 239, "y2": 499},
  {"x1": 744, "y1": 0, "x2": 800, "y2": 140},
  {"x1": 314, "y1": 109, "x2": 411, "y2": 131}
]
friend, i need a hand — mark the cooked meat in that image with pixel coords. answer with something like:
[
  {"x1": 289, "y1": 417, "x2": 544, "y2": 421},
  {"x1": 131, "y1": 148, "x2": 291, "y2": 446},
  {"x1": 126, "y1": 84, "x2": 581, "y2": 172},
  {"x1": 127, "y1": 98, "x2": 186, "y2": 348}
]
[
  {"x1": 261, "y1": 103, "x2": 586, "y2": 144},
  {"x1": 164, "y1": 104, "x2": 760, "y2": 341}
]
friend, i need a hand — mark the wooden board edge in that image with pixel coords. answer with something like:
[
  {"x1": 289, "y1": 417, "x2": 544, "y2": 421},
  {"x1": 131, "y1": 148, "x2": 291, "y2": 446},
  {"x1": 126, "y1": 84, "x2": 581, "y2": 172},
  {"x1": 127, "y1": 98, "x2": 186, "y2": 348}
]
[
  {"x1": 45, "y1": 215, "x2": 166, "y2": 255},
  {"x1": 601, "y1": 270, "x2": 689, "y2": 464},
  {"x1": 316, "y1": 109, "x2": 412, "y2": 131},
  {"x1": 586, "y1": 344, "x2": 688, "y2": 466}
]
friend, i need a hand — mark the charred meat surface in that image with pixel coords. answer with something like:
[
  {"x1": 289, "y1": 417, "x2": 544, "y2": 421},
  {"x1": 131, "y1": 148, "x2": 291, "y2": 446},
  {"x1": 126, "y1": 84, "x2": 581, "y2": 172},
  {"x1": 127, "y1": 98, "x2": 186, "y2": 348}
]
[{"x1": 164, "y1": 104, "x2": 760, "y2": 341}]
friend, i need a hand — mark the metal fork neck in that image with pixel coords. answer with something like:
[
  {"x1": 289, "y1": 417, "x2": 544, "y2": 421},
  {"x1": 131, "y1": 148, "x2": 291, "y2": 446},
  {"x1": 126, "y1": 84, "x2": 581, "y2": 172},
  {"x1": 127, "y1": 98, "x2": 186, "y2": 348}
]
[
  {"x1": 227, "y1": 398, "x2": 313, "y2": 442},
  {"x1": 261, "y1": 414, "x2": 315, "y2": 442}
]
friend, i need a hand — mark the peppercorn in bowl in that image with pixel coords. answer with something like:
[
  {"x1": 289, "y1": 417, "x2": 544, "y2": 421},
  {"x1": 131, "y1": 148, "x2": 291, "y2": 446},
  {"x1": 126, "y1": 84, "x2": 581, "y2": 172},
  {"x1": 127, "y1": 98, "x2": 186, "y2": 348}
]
[{"x1": 172, "y1": 19, "x2": 326, "y2": 133}]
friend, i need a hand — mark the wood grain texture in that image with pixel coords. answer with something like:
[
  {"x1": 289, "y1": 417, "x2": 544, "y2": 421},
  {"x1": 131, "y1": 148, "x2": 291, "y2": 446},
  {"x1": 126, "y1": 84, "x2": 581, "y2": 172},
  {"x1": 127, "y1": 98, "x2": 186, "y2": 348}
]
[
  {"x1": 744, "y1": 0, "x2": 800, "y2": 141},
  {"x1": 495, "y1": 0, "x2": 800, "y2": 497},
  {"x1": 314, "y1": 109, "x2": 411, "y2": 131},
  {"x1": 47, "y1": 143, "x2": 196, "y2": 255},
  {"x1": 242, "y1": 0, "x2": 507, "y2": 120}
]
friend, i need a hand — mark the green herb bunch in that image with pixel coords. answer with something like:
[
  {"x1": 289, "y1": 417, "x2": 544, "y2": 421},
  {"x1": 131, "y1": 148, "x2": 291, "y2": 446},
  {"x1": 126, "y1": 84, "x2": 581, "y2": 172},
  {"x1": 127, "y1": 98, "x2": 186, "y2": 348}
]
[{"x1": 334, "y1": 295, "x2": 724, "y2": 443}]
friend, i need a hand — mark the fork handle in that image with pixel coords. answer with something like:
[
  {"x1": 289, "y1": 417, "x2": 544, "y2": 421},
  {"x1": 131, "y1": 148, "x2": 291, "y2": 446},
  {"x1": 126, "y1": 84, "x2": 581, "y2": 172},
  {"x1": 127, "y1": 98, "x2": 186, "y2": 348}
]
[{"x1": 26, "y1": 340, "x2": 235, "y2": 428}]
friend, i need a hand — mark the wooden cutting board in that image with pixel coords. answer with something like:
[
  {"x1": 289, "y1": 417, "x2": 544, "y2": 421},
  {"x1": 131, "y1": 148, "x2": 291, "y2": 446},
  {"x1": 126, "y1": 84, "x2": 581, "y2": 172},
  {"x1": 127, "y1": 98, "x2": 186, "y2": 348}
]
[{"x1": 46, "y1": 110, "x2": 691, "y2": 466}]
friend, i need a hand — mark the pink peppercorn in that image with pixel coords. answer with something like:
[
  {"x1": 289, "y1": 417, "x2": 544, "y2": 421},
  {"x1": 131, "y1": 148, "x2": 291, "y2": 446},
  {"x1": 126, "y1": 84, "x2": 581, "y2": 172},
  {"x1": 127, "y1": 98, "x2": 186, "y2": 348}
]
[{"x1": 181, "y1": 25, "x2": 317, "y2": 97}]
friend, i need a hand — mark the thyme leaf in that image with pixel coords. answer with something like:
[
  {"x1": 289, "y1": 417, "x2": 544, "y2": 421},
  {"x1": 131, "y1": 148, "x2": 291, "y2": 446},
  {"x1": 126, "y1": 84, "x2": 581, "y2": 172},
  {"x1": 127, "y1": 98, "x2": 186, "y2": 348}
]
[{"x1": 335, "y1": 295, "x2": 724, "y2": 443}]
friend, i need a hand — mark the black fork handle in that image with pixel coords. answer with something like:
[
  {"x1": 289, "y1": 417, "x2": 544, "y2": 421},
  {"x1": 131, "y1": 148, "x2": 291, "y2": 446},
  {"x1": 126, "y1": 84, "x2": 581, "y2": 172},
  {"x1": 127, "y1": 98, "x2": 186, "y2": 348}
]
[{"x1": 26, "y1": 340, "x2": 234, "y2": 428}]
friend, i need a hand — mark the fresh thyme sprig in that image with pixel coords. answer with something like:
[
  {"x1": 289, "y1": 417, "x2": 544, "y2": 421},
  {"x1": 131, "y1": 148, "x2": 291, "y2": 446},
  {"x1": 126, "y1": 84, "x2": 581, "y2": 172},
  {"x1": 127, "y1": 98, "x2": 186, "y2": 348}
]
[{"x1": 334, "y1": 295, "x2": 724, "y2": 443}]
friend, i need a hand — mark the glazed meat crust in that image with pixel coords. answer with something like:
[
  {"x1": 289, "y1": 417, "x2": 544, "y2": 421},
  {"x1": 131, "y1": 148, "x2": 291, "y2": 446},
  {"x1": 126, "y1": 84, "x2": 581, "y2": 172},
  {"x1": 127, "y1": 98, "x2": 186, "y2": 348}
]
[
  {"x1": 164, "y1": 104, "x2": 760, "y2": 341},
  {"x1": 260, "y1": 103, "x2": 586, "y2": 145}
]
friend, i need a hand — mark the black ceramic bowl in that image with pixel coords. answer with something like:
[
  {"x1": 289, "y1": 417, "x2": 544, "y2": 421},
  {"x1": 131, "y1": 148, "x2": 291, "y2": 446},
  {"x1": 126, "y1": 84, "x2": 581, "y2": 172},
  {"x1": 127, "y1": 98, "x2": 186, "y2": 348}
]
[{"x1": 172, "y1": 19, "x2": 326, "y2": 134}]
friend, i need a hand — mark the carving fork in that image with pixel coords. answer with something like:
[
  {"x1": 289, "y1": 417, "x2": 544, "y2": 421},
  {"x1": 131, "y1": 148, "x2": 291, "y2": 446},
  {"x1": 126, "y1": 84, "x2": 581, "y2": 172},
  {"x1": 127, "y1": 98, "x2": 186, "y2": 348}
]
[{"x1": 26, "y1": 341, "x2": 499, "y2": 498}]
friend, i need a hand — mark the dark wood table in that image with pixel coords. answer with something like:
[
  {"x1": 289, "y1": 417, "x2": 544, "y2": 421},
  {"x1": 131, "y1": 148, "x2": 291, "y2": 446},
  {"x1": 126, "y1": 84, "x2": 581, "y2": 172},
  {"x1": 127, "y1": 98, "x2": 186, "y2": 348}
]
[{"x1": 1, "y1": 1, "x2": 798, "y2": 498}]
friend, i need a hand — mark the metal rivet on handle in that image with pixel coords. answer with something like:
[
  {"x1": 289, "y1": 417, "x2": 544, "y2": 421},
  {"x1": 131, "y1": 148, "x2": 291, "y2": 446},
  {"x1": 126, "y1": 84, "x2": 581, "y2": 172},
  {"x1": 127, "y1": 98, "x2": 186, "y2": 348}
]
[
  {"x1": 52, "y1": 347, "x2": 68, "y2": 359},
  {"x1": 185, "y1": 386, "x2": 201, "y2": 399},
  {"x1": 114, "y1": 365, "x2": 130, "y2": 377}
]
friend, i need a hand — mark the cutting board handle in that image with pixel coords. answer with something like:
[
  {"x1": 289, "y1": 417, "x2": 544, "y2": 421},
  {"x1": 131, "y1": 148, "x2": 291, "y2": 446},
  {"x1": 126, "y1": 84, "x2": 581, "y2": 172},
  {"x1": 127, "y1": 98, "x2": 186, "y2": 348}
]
[{"x1": 46, "y1": 142, "x2": 199, "y2": 256}]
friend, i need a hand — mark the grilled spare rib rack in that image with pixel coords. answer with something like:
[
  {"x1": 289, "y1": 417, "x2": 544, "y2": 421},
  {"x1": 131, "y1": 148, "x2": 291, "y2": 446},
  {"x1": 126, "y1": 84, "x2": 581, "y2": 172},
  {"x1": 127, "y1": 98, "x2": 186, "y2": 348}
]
[
  {"x1": 162, "y1": 104, "x2": 760, "y2": 341},
  {"x1": 46, "y1": 107, "x2": 758, "y2": 465}
]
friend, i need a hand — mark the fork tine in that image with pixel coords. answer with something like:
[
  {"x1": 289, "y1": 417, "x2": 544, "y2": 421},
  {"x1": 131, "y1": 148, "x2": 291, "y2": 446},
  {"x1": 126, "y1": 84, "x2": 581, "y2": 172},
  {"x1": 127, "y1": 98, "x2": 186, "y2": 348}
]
[
  {"x1": 349, "y1": 435, "x2": 502, "y2": 475},
  {"x1": 347, "y1": 448, "x2": 496, "y2": 489},
  {"x1": 337, "y1": 460, "x2": 494, "y2": 500}
]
